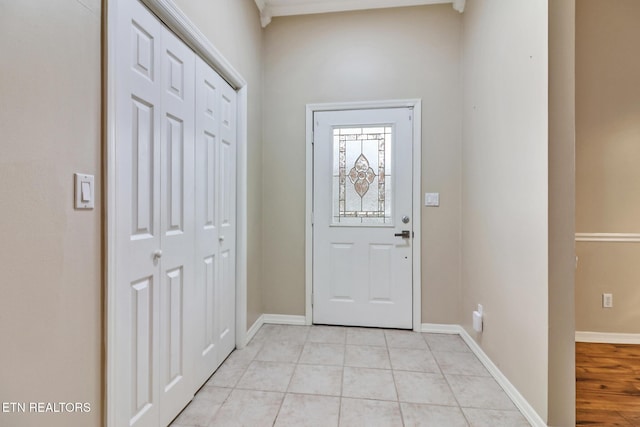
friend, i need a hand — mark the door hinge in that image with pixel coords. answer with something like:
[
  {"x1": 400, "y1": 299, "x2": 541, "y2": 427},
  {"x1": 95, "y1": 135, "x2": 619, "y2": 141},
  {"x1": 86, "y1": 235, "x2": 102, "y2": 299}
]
[
  {"x1": 311, "y1": 291, "x2": 314, "y2": 307},
  {"x1": 311, "y1": 212, "x2": 314, "y2": 225}
]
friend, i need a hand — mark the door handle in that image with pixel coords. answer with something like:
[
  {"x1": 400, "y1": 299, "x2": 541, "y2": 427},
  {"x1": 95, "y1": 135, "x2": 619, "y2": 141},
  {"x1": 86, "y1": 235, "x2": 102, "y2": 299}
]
[{"x1": 394, "y1": 230, "x2": 411, "y2": 239}]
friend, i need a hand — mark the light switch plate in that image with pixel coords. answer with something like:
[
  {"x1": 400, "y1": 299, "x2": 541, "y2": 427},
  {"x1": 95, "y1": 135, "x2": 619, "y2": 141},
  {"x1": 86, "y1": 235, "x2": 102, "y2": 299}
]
[
  {"x1": 425, "y1": 192, "x2": 440, "y2": 207},
  {"x1": 75, "y1": 173, "x2": 95, "y2": 209}
]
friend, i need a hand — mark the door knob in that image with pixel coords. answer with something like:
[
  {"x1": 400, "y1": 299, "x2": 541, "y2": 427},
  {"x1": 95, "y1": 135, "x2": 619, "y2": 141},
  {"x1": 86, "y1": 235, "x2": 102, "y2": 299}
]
[
  {"x1": 219, "y1": 236, "x2": 225, "y2": 242},
  {"x1": 394, "y1": 230, "x2": 411, "y2": 239},
  {"x1": 153, "y1": 249, "x2": 163, "y2": 260}
]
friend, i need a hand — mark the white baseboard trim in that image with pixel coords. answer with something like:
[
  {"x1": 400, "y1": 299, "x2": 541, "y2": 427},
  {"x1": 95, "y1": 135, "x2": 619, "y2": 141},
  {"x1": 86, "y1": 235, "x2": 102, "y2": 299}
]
[
  {"x1": 423, "y1": 324, "x2": 547, "y2": 427},
  {"x1": 244, "y1": 314, "x2": 313, "y2": 347},
  {"x1": 262, "y1": 314, "x2": 307, "y2": 325},
  {"x1": 245, "y1": 314, "x2": 265, "y2": 346},
  {"x1": 458, "y1": 328, "x2": 547, "y2": 427},
  {"x1": 575, "y1": 331, "x2": 640, "y2": 344},
  {"x1": 421, "y1": 323, "x2": 464, "y2": 334}
]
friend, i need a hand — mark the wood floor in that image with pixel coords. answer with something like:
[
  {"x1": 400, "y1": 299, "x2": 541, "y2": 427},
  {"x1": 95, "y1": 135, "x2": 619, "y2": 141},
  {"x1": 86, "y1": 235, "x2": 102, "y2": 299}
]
[{"x1": 576, "y1": 342, "x2": 640, "y2": 426}]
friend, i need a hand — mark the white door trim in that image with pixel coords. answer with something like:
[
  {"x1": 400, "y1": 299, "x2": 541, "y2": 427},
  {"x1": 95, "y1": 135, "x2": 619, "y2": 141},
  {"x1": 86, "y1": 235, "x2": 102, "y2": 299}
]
[
  {"x1": 305, "y1": 100, "x2": 422, "y2": 331},
  {"x1": 106, "y1": 1, "x2": 248, "y2": 426}
]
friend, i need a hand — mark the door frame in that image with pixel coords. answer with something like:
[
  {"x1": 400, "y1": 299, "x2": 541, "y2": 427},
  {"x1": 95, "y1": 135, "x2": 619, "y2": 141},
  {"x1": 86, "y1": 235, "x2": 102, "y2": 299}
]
[
  {"x1": 105, "y1": 1, "x2": 248, "y2": 426},
  {"x1": 305, "y1": 100, "x2": 422, "y2": 331}
]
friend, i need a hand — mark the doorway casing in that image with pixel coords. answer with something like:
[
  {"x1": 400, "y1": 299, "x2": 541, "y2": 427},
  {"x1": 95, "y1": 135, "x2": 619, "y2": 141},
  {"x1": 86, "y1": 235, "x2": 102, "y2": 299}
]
[
  {"x1": 105, "y1": 1, "x2": 249, "y2": 425},
  {"x1": 305, "y1": 100, "x2": 422, "y2": 330}
]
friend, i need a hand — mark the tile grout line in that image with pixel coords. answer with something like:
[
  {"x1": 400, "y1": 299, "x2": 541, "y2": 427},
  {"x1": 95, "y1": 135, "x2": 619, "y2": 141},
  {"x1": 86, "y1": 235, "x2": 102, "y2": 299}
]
[
  {"x1": 204, "y1": 326, "x2": 269, "y2": 427},
  {"x1": 247, "y1": 326, "x2": 286, "y2": 426},
  {"x1": 424, "y1": 332, "x2": 472, "y2": 427},
  {"x1": 385, "y1": 330, "x2": 406, "y2": 427},
  {"x1": 335, "y1": 327, "x2": 349, "y2": 427},
  {"x1": 434, "y1": 347, "x2": 526, "y2": 418},
  {"x1": 338, "y1": 328, "x2": 347, "y2": 427},
  {"x1": 272, "y1": 325, "x2": 309, "y2": 426}
]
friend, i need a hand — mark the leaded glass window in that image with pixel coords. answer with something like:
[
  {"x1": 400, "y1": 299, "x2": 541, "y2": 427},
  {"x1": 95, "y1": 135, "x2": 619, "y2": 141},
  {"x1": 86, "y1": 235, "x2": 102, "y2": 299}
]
[{"x1": 332, "y1": 126, "x2": 392, "y2": 225}]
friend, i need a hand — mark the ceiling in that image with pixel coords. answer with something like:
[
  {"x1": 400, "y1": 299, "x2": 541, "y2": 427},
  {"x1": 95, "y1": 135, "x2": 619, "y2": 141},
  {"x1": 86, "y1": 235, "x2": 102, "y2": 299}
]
[{"x1": 254, "y1": 0, "x2": 465, "y2": 27}]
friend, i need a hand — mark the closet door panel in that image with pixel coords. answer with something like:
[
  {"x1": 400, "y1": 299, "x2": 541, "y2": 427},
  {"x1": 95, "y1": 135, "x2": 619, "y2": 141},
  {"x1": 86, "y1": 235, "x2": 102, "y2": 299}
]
[
  {"x1": 194, "y1": 56, "x2": 222, "y2": 386},
  {"x1": 217, "y1": 81, "x2": 237, "y2": 360},
  {"x1": 158, "y1": 26, "x2": 196, "y2": 427},
  {"x1": 115, "y1": 1, "x2": 162, "y2": 426},
  {"x1": 114, "y1": 3, "x2": 237, "y2": 426}
]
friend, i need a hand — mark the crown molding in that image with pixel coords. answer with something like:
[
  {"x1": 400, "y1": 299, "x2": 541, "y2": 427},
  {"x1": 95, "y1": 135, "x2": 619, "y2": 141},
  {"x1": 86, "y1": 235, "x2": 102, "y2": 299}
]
[
  {"x1": 452, "y1": 0, "x2": 465, "y2": 13},
  {"x1": 254, "y1": 0, "x2": 464, "y2": 28}
]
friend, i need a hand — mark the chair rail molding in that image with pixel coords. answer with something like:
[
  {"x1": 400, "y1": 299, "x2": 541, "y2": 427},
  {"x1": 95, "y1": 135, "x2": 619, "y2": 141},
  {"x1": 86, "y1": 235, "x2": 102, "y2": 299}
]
[{"x1": 575, "y1": 233, "x2": 640, "y2": 243}]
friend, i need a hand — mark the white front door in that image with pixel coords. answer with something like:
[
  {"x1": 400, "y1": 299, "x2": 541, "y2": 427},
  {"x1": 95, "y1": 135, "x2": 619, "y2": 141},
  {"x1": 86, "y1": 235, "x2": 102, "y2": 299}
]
[{"x1": 313, "y1": 108, "x2": 414, "y2": 329}]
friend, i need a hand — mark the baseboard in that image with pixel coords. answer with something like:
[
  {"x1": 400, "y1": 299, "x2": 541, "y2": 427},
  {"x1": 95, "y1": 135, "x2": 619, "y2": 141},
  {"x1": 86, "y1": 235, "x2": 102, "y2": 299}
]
[
  {"x1": 421, "y1": 323, "x2": 464, "y2": 334},
  {"x1": 244, "y1": 314, "x2": 309, "y2": 346},
  {"x1": 245, "y1": 314, "x2": 265, "y2": 346},
  {"x1": 575, "y1": 331, "x2": 640, "y2": 344},
  {"x1": 457, "y1": 328, "x2": 547, "y2": 427},
  {"x1": 423, "y1": 323, "x2": 547, "y2": 427},
  {"x1": 262, "y1": 314, "x2": 307, "y2": 325}
]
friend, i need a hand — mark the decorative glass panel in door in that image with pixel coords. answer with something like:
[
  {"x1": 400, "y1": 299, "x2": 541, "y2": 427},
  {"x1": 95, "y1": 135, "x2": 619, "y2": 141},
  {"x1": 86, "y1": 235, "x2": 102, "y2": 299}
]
[{"x1": 332, "y1": 127, "x2": 392, "y2": 225}]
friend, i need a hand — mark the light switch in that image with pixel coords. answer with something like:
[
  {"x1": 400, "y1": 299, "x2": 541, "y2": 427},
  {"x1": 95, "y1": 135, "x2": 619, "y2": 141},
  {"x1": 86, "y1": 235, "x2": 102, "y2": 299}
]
[
  {"x1": 425, "y1": 192, "x2": 440, "y2": 207},
  {"x1": 81, "y1": 182, "x2": 91, "y2": 202},
  {"x1": 75, "y1": 173, "x2": 95, "y2": 209}
]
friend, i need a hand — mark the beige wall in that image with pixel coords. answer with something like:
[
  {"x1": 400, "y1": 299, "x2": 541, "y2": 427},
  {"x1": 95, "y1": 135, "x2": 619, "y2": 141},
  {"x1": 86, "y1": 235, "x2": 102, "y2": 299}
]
[
  {"x1": 575, "y1": 0, "x2": 640, "y2": 333},
  {"x1": 576, "y1": 242, "x2": 640, "y2": 332},
  {"x1": 0, "y1": 1, "x2": 263, "y2": 426},
  {"x1": 0, "y1": 0, "x2": 577, "y2": 424},
  {"x1": 460, "y1": 0, "x2": 550, "y2": 420},
  {"x1": 548, "y1": 0, "x2": 576, "y2": 425},
  {"x1": 262, "y1": 5, "x2": 463, "y2": 323},
  {"x1": 0, "y1": 0, "x2": 102, "y2": 426},
  {"x1": 173, "y1": 0, "x2": 265, "y2": 331}
]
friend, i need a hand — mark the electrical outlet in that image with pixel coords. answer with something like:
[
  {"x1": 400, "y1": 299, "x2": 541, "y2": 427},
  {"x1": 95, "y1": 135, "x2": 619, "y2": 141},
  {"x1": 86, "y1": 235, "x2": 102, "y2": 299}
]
[{"x1": 602, "y1": 293, "x2": 613, "y2": 308}]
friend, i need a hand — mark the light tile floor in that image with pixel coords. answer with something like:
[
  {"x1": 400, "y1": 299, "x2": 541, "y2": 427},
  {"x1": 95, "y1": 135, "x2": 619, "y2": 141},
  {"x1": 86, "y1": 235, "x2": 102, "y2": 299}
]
[{"x1": 170, "y1": 324, "x2": 531, "y2": 427}]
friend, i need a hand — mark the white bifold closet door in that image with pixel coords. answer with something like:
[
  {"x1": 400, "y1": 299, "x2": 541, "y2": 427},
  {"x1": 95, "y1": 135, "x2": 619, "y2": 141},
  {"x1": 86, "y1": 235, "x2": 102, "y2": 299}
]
[
  {"x1": 113, "y1": 1, "x2": 237, "y2": 426},
  {"x1": 193, "y1": 56, "x2": 237, "y2": 387}
]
